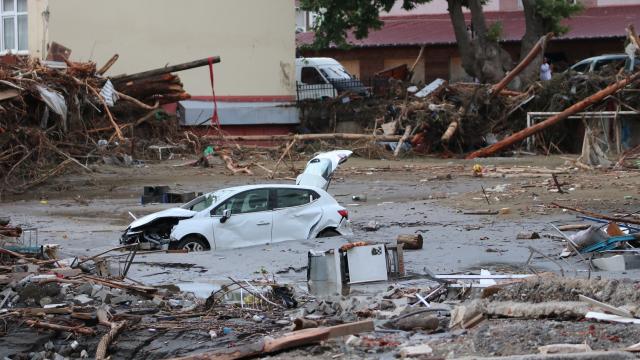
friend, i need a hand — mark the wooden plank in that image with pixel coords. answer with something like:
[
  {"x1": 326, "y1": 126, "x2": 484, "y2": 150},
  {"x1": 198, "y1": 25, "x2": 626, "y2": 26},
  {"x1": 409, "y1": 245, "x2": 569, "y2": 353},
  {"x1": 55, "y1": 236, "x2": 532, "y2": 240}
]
[
  {"x1": 579, "y1": 294, "x2": 634, "y2": 318},
  {"x1": 327, "y1": 320, "x2": 374, "y2": 338}
]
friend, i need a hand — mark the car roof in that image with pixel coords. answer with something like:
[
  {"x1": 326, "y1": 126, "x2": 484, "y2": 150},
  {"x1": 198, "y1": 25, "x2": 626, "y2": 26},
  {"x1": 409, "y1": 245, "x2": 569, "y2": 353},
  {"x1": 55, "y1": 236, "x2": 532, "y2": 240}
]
[
  {"x1": 577, "y1": 54, "x2": 631, "y2": 63},
  {"x1": 296, "y1": 57, "x2": 341, "y2": 67},
  {"x1": 217, "y1": 184, "x2": 328, "y2": 195}
]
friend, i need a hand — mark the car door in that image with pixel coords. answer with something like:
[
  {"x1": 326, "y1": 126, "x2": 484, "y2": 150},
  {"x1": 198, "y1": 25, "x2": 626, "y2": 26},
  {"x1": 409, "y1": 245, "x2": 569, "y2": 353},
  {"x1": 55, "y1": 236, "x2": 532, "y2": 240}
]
[
  {"x1": 271, "y1": 188, "x2": 323, "y2": 243},
  {"x1": 211, "y1": 188, "x2": 273, "y2": 249}
]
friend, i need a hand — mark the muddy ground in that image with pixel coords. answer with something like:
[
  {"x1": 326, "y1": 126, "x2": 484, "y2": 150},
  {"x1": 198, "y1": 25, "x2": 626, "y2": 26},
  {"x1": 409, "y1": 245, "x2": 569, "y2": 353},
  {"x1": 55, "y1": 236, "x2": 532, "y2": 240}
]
[{"x1": 1, "y1": 154, "x2": 639, "y2": 358}]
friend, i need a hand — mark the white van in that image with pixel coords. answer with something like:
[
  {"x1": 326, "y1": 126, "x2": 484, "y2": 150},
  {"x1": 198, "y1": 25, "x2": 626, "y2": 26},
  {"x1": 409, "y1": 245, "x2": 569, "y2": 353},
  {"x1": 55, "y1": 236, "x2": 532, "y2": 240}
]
[{"x1": 295, "y1": 57, "x2": 369, "y2": 100}]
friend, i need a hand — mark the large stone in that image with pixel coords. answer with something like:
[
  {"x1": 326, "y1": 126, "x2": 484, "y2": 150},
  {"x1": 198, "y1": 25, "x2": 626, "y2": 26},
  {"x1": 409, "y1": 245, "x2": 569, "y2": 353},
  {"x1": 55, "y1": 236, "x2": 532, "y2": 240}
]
[
  {"x1": 399, "y1": 344, "x2": 433, "y2": 358},
  {"x1": 76, "y1": 283, "x2": 94, "y2": 296},
  {"x1": 38, "y1": 296, "x2": 53, "y2": 307},
  {"x1": 73, "y1": 294, "x2": 94, "y2": 305}
]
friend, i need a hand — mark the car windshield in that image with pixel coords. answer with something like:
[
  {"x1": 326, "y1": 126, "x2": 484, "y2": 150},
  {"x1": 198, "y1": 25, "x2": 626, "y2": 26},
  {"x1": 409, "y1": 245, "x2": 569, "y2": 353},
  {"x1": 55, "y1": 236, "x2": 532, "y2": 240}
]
[
  {"x1": 181, "y1": 194, "x2": 216, "y2": 212},
  {"x1": 319, "y1": 65, "x2": 352, "y2": 80}
]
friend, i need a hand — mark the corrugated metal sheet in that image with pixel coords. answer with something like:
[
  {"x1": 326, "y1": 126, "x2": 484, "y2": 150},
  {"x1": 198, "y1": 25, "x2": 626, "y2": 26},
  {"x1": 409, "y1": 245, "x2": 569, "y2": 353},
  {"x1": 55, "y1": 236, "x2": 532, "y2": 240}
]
[{"x1": 296, "y1": 5, "x2": 640, "y2": 48}]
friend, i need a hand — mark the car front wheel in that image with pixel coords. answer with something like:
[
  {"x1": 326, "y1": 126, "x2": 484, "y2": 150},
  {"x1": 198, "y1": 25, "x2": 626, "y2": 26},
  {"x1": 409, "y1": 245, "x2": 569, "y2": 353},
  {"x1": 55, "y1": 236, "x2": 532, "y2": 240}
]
[{"x1": 175, "y1": 236, "x2": 210, "y2": 252}]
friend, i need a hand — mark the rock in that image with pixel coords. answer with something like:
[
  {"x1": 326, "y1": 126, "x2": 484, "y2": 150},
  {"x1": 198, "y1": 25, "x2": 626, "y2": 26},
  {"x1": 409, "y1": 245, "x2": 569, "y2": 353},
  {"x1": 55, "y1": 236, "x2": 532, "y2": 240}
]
[
  {"x1": 39, "y1": 296, "x2": 53, "y2": 307},
  {"x1": 363, "y1": 221, "x2": 380, "y2": 231},
  {"x1": 53, "y1": 353, "x2": 65, "y2": 360},
  {"x1": 73, "y1": 294, "x2": 94, "y2": 305},
  {"x1": 111, "y1": 295, "x2": 135, "y2": 305},
  {"x1": 93, "y1": 289, "x2": 113, "y2": 304},
  {"x1": 394, "y1": 314, "x2": 439, "y2": 331},
  {"x1": 76, "y1": 283, "x2": 94, "y2": 295},
  {"x1": 80, "y1": 350, "x2": 89, "y2": 358},
  {"x1": 44, "y1": 341, "x2": 55, "y2": 351},
  {"x1": 538, "y1": 343, "x2": 593, "y2": 354},
  {"x1": 252, "y1": 314, "x2": 263, "y2": 322},
  {"x1": 90, "y1": 284, "x2": 104, "y2": 297},
  {"x1": 400, "y1": 344, "x2": 433, "y2": 358},
  {"x1": 517, "y1": 231, "x2": 541, "y2": 239}
]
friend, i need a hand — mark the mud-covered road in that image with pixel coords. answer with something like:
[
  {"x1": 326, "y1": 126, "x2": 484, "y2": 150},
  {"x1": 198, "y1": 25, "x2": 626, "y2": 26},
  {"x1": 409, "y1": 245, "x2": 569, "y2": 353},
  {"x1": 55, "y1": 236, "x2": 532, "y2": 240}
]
[{"x1": 3, "y1": 155, "x2": 639, "y2": 286}]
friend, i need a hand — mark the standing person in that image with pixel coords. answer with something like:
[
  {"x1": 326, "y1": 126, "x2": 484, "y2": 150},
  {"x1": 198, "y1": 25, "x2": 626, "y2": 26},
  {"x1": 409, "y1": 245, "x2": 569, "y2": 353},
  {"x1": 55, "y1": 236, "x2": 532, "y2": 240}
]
[{"x1": 540, "y1": 57, "x2": 552, "y2": 81}]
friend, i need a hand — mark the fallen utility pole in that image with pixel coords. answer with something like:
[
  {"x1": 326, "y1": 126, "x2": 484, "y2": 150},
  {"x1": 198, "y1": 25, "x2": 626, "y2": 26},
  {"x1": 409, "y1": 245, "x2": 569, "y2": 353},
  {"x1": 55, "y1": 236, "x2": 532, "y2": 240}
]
[
  {"x1": 551, "y1": 202, "x2": 640, "y2": 225},
  {"x1": 490, "y1": 33, "x2": 553, "y2": 97},
  {"x1": 111, "y1": 56, "x2": 221, "y2": 84},
  {"x1": 204, "y1": 133, "x2": 402, "y2": 142},
  {"x1": 468, "y1": 71, "x2": 640, "y2": 159}
]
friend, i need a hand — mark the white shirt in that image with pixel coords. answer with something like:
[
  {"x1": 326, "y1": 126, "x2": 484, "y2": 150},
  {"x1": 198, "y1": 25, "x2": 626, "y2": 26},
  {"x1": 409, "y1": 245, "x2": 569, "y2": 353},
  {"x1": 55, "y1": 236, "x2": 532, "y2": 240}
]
[{"x1": 540, "y1": 63, "x2": 552, "y2": 81}]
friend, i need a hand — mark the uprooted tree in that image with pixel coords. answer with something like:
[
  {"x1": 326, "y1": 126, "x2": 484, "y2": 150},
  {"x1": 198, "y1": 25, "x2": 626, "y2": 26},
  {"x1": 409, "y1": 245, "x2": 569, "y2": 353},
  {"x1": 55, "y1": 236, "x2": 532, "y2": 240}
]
[{"x1": 301, "y1": 0, "x2": 582, "y2": 85}]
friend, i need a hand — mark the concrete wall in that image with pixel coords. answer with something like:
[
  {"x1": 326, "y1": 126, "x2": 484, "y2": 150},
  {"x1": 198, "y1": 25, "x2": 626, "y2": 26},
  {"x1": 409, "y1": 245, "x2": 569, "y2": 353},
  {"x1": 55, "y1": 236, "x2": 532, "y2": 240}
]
[{"x1": 43, "y1": 0, "x2": 295, "y2": 99}]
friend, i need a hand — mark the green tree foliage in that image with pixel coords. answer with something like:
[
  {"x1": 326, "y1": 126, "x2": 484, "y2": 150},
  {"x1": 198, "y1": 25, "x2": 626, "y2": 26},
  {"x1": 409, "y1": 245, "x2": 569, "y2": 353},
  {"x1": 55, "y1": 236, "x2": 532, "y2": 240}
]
[
  {"x1": 300, "y1": 0, "x2": 431, "y2": 49},
  {"x1": 534, "y1": 0, "x2": 583, "y2": 35}
]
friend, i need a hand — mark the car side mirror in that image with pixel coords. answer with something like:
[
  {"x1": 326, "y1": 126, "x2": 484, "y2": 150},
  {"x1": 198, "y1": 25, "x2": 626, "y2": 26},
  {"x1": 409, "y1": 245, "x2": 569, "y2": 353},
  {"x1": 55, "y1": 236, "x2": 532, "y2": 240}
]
[{"x1": 220, "y1": 209, "x2": 232, "y2": 223}]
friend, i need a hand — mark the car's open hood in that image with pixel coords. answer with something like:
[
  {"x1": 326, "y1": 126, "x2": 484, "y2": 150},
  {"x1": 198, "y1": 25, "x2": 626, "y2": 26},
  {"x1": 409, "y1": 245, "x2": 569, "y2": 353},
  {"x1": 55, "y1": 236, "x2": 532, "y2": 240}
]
[
  {"x1": 129, "y1": 208, "x2": 197, "y2": 230},
  {"x1": 296, "y1": 150, "x2": 352, "y2": 190}
]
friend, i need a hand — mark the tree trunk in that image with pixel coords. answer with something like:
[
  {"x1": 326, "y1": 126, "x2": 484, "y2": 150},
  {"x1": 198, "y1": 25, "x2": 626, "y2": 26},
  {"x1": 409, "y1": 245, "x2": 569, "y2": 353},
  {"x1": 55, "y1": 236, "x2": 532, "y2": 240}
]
[
  {"x1": 447, "y1": 0, "x2": 476, "y2": 77},
  {"x1": 447, "y1": 0, "x2": 512, "y2": 83},
  {"x1": 519, "y1": 0, "x2": 547, "y2": 84}
]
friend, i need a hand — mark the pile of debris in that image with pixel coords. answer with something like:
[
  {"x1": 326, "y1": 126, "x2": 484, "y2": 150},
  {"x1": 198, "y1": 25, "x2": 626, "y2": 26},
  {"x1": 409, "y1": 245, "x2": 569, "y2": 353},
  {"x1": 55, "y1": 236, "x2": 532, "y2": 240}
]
[{"x1": 0, "y1": 54, "x2": 220, "y2": 193}]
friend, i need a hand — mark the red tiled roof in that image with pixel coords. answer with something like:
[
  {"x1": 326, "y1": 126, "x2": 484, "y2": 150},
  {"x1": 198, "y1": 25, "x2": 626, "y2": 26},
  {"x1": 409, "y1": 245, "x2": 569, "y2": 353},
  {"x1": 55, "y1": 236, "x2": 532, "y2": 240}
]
[{"x1": 296, "y1": 5, "x2": 640, "y2": 48}]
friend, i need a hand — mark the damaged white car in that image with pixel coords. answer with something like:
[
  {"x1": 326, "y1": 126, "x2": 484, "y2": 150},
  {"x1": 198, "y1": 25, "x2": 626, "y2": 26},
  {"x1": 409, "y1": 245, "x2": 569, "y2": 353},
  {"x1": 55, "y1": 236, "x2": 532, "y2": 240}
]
[{"x1": 121, "y1": 150, "x2": 353, "y2": 251}]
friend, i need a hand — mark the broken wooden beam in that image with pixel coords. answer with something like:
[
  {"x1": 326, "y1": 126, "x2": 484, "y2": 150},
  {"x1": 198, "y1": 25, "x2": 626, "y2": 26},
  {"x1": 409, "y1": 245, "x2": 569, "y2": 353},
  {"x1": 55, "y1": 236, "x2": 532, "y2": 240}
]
[
  {"x1": 551, "y1": 203, "x2": 640, "y2": 225},
  {"x1": 394, "y1": 125, "x2": 412, "y2": 157},
  {"x1": 468, "y1": 71, "x2": 640, "y2": 159},
  {"x1": 111, "y1": 56, "x2": 221, "y2": 84},
  {"x1": 25, "y1": 320, "x2": 95, "y2": 335},
  {"x1": 167, "y1": 320, "x2": 373, "y2": 360},
  {"x1": 490, "y1": 33, "x2": 553, "y2": 97},
  {"x1": 97, "y1": 54, "x2": 119, "y2": 76}
]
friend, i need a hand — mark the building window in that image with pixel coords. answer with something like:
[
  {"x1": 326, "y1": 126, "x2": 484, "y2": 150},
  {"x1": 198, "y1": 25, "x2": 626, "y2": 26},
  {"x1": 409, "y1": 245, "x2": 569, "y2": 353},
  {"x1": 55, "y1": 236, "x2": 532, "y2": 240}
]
[{"x1": 1, "y1": 0, "x2": 28, "y2": 53}]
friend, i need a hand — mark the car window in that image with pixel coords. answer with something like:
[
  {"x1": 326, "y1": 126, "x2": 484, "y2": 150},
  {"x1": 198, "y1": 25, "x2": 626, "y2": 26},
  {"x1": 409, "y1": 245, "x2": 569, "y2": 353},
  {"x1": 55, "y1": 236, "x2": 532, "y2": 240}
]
[
  {"x1": 571, "y1": 62, "x2": 590, "y2": 73},
  {"x1": 182, "y1": 194, "x2": 215, "y2": 211},
  {"x1": 190, "y1": 194, "x2": 215, "y2": 212},
  {"x1": 213, "y1": 189, "x2": 270, "y2": 215},
  {"x1": 593, "y1": 58, "x2": 625, "y2": 72},
  {"x1": 301, "y1": 67, "x2": 326, "y2": 85},
  {"x1": 276, "y1": 188, "x2": 319, "y2": 208}
]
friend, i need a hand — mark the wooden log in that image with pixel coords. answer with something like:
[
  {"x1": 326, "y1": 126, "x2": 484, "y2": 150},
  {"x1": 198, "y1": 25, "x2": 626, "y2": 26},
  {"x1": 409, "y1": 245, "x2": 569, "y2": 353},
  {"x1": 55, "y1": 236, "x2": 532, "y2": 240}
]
[
  {"x1": 393, "y1": 125, "x2": 412, "y2": 157},
  {"x1": 393, "y1": 314, "x2": 439, "y2": 331},
  {"x1": 204, "y1": 133, "x2": 402, "y2": 142},
  {"x1": 167, "y1": 320, "x2": 373, "y2": 360},
  {"x1": 441, "y1": 121, "x2": 458, "y2": 142},
  {"x1": 111, "y1": 56, "x2": 221, "y2": 84},
  {"x1": 490, "y1": 33, "x2": 553, "y2": 97},
  {"x1": 468, "y1": 71, "x2": 640, "y2": 159},
  {"x1": 87, "y1": 85, "x2": 124, "y2": 141},
  {"x1": 95, "y1": 320, "x2": 128, "y2": 360},
  {"x1": 97, "y1": 54, "x2": 119, "y2": 76},
  {"x1": 25, "y1": 320, "x2": 95, "y2": 335},
  {"x1": 551, "y1": 202, "x2": 640, "y2": 225},
  {"x1": 397, "y1": 234, "x2": 423, "y2": 250},
  {"x1": 293, "y1": 318, "x2": 318, "y2": 331},
  {"x1": 557, "y1": 224, "x2": 590, "y2": 231},
  {"x1": 219, "y1": 150, "x2": 253, "y2": 175}
]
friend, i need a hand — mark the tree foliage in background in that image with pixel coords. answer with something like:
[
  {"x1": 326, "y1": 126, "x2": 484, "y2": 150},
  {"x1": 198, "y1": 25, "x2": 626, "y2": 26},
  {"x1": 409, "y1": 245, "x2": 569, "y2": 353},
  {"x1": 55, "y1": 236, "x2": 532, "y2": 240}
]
[
  {"x1": 301, "y1": 0, "x2": 582, "y2": 86},
  {"x1": 300, "y1": 0, "x2": 431, "y2": 49}
]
